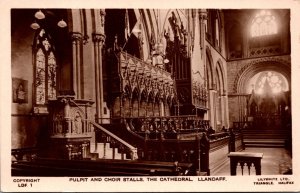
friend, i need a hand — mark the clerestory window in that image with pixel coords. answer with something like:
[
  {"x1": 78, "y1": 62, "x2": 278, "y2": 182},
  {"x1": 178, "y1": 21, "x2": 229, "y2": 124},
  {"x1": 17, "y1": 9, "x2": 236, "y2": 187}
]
[{"x1": 251, "y1": 10, "x2": 277, "y2": 37}]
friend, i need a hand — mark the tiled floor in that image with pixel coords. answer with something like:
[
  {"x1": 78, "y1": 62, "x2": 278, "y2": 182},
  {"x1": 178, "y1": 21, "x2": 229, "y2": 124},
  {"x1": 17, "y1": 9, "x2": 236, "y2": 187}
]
[{"x1": 212, "y1": 148, "x2": 292, "y2": 176}]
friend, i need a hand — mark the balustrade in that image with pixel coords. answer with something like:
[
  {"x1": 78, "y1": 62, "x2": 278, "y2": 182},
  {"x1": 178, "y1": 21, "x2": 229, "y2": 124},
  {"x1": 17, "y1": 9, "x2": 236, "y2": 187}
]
[
  {"x1": 208, "y1": 132, "x2": 229, "y2": 141},
  {"x1": 123, "y1": 116, "x2": 210, "y2": 139},
  {"x1": 91, "y1": 121, "x2": 138, "y2": 160}
]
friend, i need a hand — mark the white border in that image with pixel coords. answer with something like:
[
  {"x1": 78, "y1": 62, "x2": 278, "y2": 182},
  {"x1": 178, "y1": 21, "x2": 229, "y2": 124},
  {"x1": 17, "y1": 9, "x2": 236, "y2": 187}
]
[{"x1": 1, "y1": 0, "x2": 300, "y2": 192}]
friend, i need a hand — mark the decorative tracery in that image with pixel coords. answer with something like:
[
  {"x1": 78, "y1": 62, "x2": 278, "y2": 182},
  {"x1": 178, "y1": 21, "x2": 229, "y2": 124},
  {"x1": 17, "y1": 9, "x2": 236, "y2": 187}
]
[
  {"x1": 255, "y1": 71, "x2": 287, "y2": 94},
  {"x1": 251, "y1": 10, "x2": 277, "y2": 37}
]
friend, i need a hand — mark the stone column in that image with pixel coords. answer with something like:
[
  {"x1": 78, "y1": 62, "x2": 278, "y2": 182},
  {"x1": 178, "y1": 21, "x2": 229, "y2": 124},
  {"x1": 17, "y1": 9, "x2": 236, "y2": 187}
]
[
  {"x1": 61, "y1": 97, "x2": 73, "y2": 135},
  {"x1": 92, "y1": 33, "x2": 105, "y2": 123},
  {"x1": 199, "y1": 9, "x2": 207, "y2": 57},
  {"x1": 71, "y1": 32, "x2": 83, "y2": 99},
  {"x1": 226, "y1": 96, "x2": 230, "y2": 128},
  {"x1": 221, "y1": 91, "x2": 229, "y2": 128},
  {"x1": 209, "y1": 89, "x2": 217, "y2": 129},
  {"x1": 160, "y1": 100, "x2": 165, "y2": 117}
]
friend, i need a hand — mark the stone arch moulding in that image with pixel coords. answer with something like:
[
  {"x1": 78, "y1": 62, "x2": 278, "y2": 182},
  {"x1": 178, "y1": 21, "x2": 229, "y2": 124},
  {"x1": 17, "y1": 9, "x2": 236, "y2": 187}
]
[
  {"x1": 216, "y1": 59, "x2": 226, "y2": 95},
  {"x1": 206, "y1": 46, "x2": 216, "y2": 89},
  {"x1": 233, "y1": 58, "x2": 291, "y2": 94}
]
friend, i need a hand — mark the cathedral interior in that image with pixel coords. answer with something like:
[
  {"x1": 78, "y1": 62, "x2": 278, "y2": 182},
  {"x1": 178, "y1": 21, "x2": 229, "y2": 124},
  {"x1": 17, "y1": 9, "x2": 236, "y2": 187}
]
[{"x1": 10, "y1": 9, "x2": 292, "y2": 176}]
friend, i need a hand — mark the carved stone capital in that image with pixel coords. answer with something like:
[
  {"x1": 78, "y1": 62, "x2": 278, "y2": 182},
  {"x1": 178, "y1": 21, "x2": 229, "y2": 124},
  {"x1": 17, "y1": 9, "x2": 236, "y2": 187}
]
[
  {"x1": 199, "y1": 10, "x2": 208, "y2": 20},
  {"x1": 70, "y1": 32, "x2": 83, "y2": 42},
  {"x1": 100, "y1": 9, "x2": 106, "y2": 16},
  {"x1": 57, "y1": 95, "x2": 75, "y2": 104},
  {"x1": 92, "y1": 33, "x2": 106, "y2": 44}
]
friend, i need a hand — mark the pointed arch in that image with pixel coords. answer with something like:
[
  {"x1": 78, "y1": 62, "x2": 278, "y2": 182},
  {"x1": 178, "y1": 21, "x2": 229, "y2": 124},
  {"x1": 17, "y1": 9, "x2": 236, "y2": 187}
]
[
  {"x1": 132, "y1": 87, "x2": 140, "y2": 117},
  {"x1": 216, "y1": 59, "x2": 226, "y2": 95},
  {"x1": 206, "y1": 46, "x2": 216, "y2": 89},
  {"x1": 33, "y1": 28, "x2": 57, "y2": 105},
  {"x1": 140, "y1": 89, "x2": 148, "y2": 116},
  {"x1": 123, "y1": 84, "x2": 132, "y2": 99},
  {"x1": 234, "y1": 59, "x2": 291, "y2": 94}
]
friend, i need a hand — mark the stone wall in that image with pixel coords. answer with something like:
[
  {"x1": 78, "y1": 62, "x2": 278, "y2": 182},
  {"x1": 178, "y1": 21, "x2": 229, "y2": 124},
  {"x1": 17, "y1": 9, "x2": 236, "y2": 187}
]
[
  {"x1": 226, "y1": 55, "x2": 291, "y2": 127},
  {"x1": 11, "y1": 10, "x2": 40, "y2": 148}
]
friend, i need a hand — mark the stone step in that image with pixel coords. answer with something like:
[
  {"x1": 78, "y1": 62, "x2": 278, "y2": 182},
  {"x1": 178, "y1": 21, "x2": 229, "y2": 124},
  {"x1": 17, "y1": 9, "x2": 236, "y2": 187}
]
[
  {"x1": 244, "y1": 139, "x2": 286, "y2": 148},
  {"x1": 245, "y1": 143, "x2": 285, "y2": 148},
  {"x1": 244, "y1": 140, "x2": 285, "y2": 144},
  {"x1": 242, "y1": 130, "x2": 289, "y2": 144},
  {"x1": 89, "y1": 143, "x2": 123, "y2": 160},
  {"x1": 243, "y1": 135, "x2": 287, "y2": 139},
  {"x1": 242, "y1": 132, "x2": 288, "y2": 135},
  {"x1": 242, "y1": 130, "x2": 288, "y2": 134}
]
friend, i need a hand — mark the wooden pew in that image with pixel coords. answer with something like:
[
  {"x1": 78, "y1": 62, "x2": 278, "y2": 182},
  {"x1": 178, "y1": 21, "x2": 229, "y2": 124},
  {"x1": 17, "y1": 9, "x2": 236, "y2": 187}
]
[
  {"x1": 11, "y1": 147, "x2": 38, "y2": 162},
  {"x1": 12, "y1": 158, "x2": 193, "y2": 176}
]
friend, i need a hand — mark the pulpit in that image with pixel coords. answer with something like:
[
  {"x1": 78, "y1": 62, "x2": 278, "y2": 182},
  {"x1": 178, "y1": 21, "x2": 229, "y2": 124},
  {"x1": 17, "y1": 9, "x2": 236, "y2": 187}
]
[{"x1": 46, "y1": 95, "x2": 95, "y2": 160}]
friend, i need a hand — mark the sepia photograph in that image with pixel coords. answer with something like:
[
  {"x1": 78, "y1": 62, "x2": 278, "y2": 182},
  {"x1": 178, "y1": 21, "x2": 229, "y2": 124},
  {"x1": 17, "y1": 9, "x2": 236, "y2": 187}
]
[{"x1": 1, "y1": 0, "x2": 300, "y2": 192}]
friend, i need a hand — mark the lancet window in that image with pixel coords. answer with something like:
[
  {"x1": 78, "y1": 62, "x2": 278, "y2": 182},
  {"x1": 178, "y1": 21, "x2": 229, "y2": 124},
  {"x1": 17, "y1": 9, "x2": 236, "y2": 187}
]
[{"x1": 34, "y1": 29, "x2": 57, "y2": 105}]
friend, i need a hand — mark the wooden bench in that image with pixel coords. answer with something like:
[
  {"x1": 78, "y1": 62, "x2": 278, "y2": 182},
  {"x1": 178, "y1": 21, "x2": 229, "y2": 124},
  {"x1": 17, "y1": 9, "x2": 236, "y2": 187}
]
[
  {"x1": 12, "y1": 158, "x2": 193, "y2": 176},
  {"x1": 11, "y1": 147, "x2": 38, "y2": 161},
  {"x1": 228, "y1": 152, "x2": 263, "y2": 175}
]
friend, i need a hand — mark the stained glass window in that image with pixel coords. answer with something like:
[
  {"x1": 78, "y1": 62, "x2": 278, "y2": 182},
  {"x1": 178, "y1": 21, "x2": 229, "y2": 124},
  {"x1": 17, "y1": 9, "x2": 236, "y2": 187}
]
[
  {"x1": 251, "y1": 10, "x2": 277, "y2": 37},
  {"x1": 36, "y1": 49, "x2": 46, "y2": 104},
  {"x1": 34, "y1": 29, "x2": 57, "y2": 105},
  {"x1": 47, "y1": 52, "x2": 56, "y2": 100},
  {"x1": 255, "y1": 71, "x2": 287, "y2": 94}
]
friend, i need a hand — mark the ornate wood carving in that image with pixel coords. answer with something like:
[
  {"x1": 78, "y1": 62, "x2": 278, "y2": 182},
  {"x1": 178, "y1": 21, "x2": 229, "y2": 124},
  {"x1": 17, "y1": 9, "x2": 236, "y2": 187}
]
[{"x1": 108, "y1": 51, "x2": 176, "y2": 117}]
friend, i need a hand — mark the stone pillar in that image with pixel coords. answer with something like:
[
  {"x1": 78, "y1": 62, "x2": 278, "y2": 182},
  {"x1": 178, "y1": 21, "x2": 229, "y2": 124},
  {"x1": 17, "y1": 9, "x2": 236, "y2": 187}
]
[
  {"x1": 92, "y1": 33, "x2": 105, "y2": 123},
  {"x1": 61, "y1": 97, "x2": 73, "y2": 134},
  {"x1": 82, "y1": 143, "x2": 88, "y2": 158},
  {"x1": 71, "y1": 32, "x2": 83, "y2": 99},
  {"x1": 221, "y1": 92, "x2": 229, "y2": 128},
  {"x1": 199, "y1": 9, "x2": 208, "y2": 120},
  {"x1": 209, "y1": 89, "x2": 217, "y2": 129},
  {"x1": 199, "y1": 9, "x2": 207, "y2": 55},
  {"x1": 226, "y1": 96, "x2": 230, "y2": 128}
]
